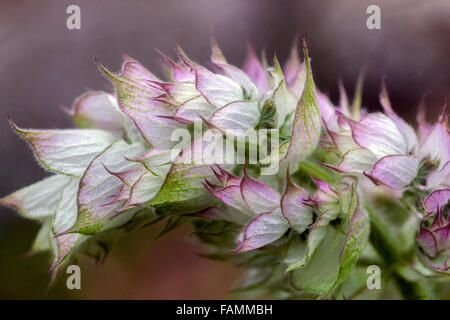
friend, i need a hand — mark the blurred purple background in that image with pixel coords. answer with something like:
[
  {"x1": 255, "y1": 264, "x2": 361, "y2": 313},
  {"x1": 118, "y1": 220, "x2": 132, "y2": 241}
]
[{"x1": 0, "y1": 0, "x2": 449, "y2": 298}]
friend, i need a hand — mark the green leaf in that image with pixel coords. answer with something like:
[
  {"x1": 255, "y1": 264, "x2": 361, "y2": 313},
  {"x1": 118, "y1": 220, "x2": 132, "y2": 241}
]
[
  {"x1": 290, "y1": 225, "x2": 346, "y2": 296},
  {"x1": 271, "y1": 56, "x2": 288, "y2": 128},
  {"x1": 351, "y1": 68, "x2": 366, "y2": 120},
  {"x1": 320, "y1": 209, "x2": 370, "y2": 299},
  {"x1": 284, "y1": 236, "x2": 307, "y2": 272},
  {"x1": 285, "y1": 39, "x2": 321, "y2": 171},
  {"x1": 10, "y1": 121, "x2": 118, "y2": 177}
]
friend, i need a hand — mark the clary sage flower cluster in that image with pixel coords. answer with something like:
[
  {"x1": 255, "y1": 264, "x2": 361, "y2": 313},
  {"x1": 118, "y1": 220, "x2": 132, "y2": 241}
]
[{"x1": 1, "y1": 38, "x2": 449, "y2": 299}]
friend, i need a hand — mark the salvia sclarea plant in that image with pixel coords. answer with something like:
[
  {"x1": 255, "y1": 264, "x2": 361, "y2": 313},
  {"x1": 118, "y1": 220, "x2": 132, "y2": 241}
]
[{"x1": 1, "y1": 37, "x2": 449, "y2": 299}]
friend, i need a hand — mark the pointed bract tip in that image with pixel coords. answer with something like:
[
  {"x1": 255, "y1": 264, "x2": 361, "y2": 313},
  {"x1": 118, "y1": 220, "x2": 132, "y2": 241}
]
[
  {"x1": 354, "y1": 67, "x2": 367, "y2": 86},
  {"x1": 302, "y1": 37, "x2": 309, "y2": 53},
  {"x1": 94, "y1": 58, "x2": 115, "y2": 80},
  {"x1": 175, "y1": 45, "x2": 194, "y2": 67},
  {"x1": 0, "y1": 192, "x2": 13, "y2": 207},
  {"x1": 53, "y1": 227, "x2": 74, "y2": 238},
  {"x1": 380, "y1": 76, "x2": 388, "y2": 92},
  {"x1": 155, "y1": 48, "x2": 172, "y2": 63},
  {"x1": 49, "y1": 258, "x2": 62, "y2": 272},
  {"x1": 291, "y1": 34, "x2": 300, "y2": 51},
  {"x1": 59, "y1": 104, "x2": 72, "y2": 116},
  {"x1": 210, "y1": 165, "x2": 222, "y2": 181},
  {"x1": 6, "y1": 117, "x2": 27, "y2": 136},
  {"x1": 439, "y1": 100, "x2": 448, "y2": 125},
  {"x1": 120, "y1": 53, "x2": 133, "y2": 61},
  {"x1": 210, "y1": 33, "x2": 227, "y2": 64},
  {"x1": 246, "y1": 40, "x2": 257, "y2": 58},
  {"x1": 202, "y1": 180, "x2": 216, "y2": 193}
]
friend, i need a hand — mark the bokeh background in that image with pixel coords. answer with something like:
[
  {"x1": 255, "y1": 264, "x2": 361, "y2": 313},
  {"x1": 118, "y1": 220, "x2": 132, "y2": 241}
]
[{"x1": 0, "y1": 0, "x2": 449, "y2": 299}]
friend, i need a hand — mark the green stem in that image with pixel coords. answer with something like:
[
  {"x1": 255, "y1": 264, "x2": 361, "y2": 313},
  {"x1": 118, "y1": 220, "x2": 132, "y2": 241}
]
[
  {"x1": 298, "y1": 161, "x2": 338, "y2": 184},
  {"x1": 364, "y1": 204, "x2": 432, "y2": 300}
]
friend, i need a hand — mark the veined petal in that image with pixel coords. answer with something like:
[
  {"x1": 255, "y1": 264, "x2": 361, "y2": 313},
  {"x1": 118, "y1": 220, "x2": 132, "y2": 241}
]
[
  {"x1": 419, "y1": 105, "x2": 450, "y2": 167},
  {"x1": 211, "y1": 164, "x2": 241, "y2": 187},
  {"x1": 148, "y1": 133, "x2": 226, "y2": 214},
  {"x1": 152, "y1": 81, "x2": 199, "y2": 105},
  {"x1": 204, "y1": 173, "x2": 257, "y2": 224},
  {"x1": 380, "y1": 82, "x2": 418, "y2": 153},
  {"x1": 210, "y1": 36, "x2": 258, "y2": 99},
  {"x1": 434, "y1": 223, "x2": 450, "y2": 253},
  {"x1": 127, "y1": 148, "x2": 172, "y2": 177},
  {"x1": 317, "y1": 91, "x2": 339, "y2": 132},
  {"x1": 325, "y1": 128, "x2": 360, "y2": 155},
  {"x1": 121, "y1": 54, "x2": 160, "y2": 84},
  {"x1": 121, "y1": 171, "x2": 166, "y2": 210},
  {"x1": 416, "y1": 98, "x2": 432, "y2": 142},
  {"x1": 97, "y1": 60, "x2": 183, "y2": 148},
  {"x1": 346, "y1": 113, "x2": 408, "y2": 158},
  {"x1": 417, "y1": 224, "x2": 438, "y2": 258},
  {"x1": 283, "y1": 39, "x2": 306, "y2": 99},
  {"x1": 0, "y1": 175, "x2": 72, "y2": 219},
  {"x1": 209, "y1": 100, "x2": 260, "y2": 135},
  {"x1": 240, "y1": 169, "x2": 281, "y2": 214},
  {"x1": 324, "y1": 148, "x2": 377, "y2": 173},
  {"x1": 423, "y1": 189, "x2": 450, "y2": 215},
  {"x1": 67, "y1": 91, "x2": 124, "y2": 136},
  {"x1": 73, "y1": 141, "x2": 146, "y2": 233},
  {"x1": 205, "y1": 184, "x2": 253, "y2": 217},
  {"x1": 52, "y1": 177, "x2": 79, "y2": 233},
  {"x1": 270, "y1": 56, "x2": 290, "y2": 127},
  {"x1": 104, "y1": 165, "x2": 145, "y2": 188},
  {"x1": 283, "y1": 37, "x2": 302, "y2": 88},
  {"x1": 280, "y1": 177, "x2": 313, "y2": 233},
  {"x1": 337, "y1": 80, "x2": 351, "y2": 118},
  {"x1": 426, "y1": 161, "x2": 450, "y2": 189},
  {"x1": 203, "y1": 167, "x2": 244, "y2": 212},
  {"x1": 157, "y1": 49, "x2": 195, "y2": 82},
  {"x1": 309, "y1": 177, "x2": 341, "y2": 227},
  {"x1": 120, "y1": 149, "x2": 172, "y2": 211},
  {"x1": 10, "y1": 120, "x2": 117, "y2": 177},
  {"x1": 365, "y1": 154, "x2": 419, "y2": 189},
  {"x1": 51, "y1": 178, "x2": 88, "y2": 270},
  {"x1": 193, "y1": 65, "x2": 244, "y2": 107},
  {"x1": 233, "y1": 208, "x2": 289, "y2": 252},
  {"x1": 285, "y1": 40, "x2": 321, "y2": 169},
  {"x1": 311, "y1": 176, "x2": 338, "y2": 200},
  {"x1": 243, "y1": 42, "x2": 270, "y2": 94},
  {"x1": 173, "y1": 95, "x2": 216, "y2": 123}
]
